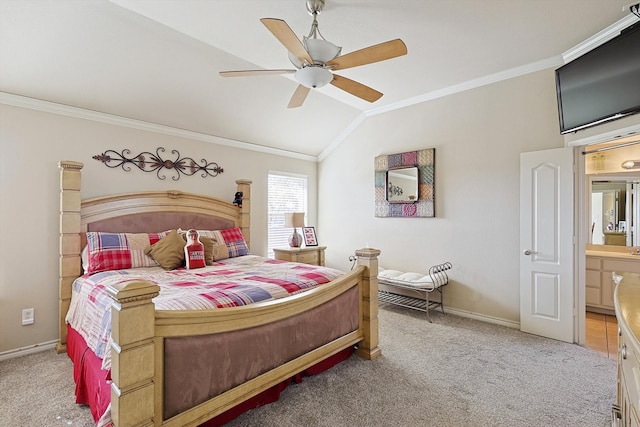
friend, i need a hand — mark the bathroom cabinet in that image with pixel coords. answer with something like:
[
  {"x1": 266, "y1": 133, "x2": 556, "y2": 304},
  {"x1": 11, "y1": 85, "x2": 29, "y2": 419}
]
[{"x1": 586, "y1": 250, "x2": 640, "y2": 312}]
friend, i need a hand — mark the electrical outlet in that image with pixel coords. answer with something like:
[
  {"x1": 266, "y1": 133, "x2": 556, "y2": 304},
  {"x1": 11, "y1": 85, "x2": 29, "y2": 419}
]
[{"x1": 21, "y1": 308, "x2": 34, "y2": 326}]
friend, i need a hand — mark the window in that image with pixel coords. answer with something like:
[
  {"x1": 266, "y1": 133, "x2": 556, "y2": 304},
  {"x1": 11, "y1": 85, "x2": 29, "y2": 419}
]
[{"x1": 267, "y1": 172, "x2": 308, "y2": 258}]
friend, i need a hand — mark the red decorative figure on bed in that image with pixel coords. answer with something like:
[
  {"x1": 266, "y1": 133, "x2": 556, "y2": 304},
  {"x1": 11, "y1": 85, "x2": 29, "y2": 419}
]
[{"x1": 184, "y1": 229, "x2": 206, "y2": 269}]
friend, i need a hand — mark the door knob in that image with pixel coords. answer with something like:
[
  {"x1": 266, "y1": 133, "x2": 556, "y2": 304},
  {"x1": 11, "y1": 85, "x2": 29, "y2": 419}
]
[{"x1": 523, "y1": 249, "x2": 535, "y2": 255}]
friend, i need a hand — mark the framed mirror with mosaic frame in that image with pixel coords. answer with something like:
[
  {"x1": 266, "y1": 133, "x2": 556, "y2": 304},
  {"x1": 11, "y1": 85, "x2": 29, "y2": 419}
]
[{"x1": 374, "y1": 148, "x2": 435, "y2": 218}]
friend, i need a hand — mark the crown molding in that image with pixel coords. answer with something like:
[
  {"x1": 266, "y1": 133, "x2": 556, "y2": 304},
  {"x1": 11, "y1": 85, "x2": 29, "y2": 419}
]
[
  {"x1": 317, "y1": 56, "x2": 563, "y2": 160},
  {"x1": 562, "y1": 14, "x2": 638, "y2": 63},
  {"x1": 0, "y1": 92, "x2": 318, "y2": 162},
  {"x1": 363, "y1": 56, "x2": 563, "y2": 118}
]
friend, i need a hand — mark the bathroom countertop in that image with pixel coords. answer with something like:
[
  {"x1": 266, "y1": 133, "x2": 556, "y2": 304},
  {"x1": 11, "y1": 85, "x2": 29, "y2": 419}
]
[
  {"x1": 586, "y1": 249, "x2": 640, "y2": 260},
  {"x1": 586, "y1": 250, "x2": 640, "y2": 260}
]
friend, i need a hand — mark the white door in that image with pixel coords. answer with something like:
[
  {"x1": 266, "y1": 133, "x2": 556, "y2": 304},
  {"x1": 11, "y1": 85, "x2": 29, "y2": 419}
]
[{"x1": 520, "y1": 147, "x2": 574, "y2": 342}]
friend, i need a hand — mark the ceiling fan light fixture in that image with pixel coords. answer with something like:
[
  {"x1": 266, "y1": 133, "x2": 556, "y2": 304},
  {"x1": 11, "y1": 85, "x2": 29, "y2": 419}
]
[
  {"x1": 295, "y1": 66, "x2": 333, "y2": 88},
  {"x1": 225, "y1": 1, "x2": 407, "y2": 108},
  {"x1": 304, "y1": 37, "x2": 341, "y2": 64}
]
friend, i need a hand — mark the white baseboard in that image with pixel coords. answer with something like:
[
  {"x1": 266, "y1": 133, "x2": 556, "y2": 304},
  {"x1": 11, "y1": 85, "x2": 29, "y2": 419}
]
[
  {"x1": 444, "y1": 307, "x2": 520, "y2": 329},
  {"x1": 0, "y1": 340, "x2": 59, "y2": 362}
]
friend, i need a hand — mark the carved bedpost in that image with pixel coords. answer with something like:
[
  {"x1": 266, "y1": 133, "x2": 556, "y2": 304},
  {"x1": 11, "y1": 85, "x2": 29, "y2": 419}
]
[
  {"x1": 106, "y1": 281, "x2": 160, "y2": 427},
  {"x1": 355, "y1": 248, "x2": 382, "y2": 360},
  {"x1": 58, "y1": 160, "x2": 84, "y2": 353},
  {"x1": 236, "y1": 179, "x2": 252, "y2": 250}
]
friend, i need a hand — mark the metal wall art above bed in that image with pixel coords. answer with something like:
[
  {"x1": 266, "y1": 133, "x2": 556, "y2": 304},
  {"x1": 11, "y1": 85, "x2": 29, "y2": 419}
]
[
  {"x1": 93, "y1": 147, "x2": 224, "y2": 181},
  {"x1": 375, "y1": 148, "x2": 435, "y2": 218}
]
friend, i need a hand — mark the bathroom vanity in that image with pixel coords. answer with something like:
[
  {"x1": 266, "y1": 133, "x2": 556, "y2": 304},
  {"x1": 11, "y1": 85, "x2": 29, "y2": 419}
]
[{"x1": 586, "y1": 245, "x2": 640, "y2": 313}]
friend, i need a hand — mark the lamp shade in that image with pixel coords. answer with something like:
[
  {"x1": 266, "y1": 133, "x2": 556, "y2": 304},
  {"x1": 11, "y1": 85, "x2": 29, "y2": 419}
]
[{"x1": 284, "y1": 212, "x2": 305, "y2": 228}]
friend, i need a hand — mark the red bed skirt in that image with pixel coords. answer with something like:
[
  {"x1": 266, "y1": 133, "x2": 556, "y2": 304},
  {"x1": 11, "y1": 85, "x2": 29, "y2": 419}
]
[
  {"x1": 66, "y1": 325, "x2": 111, "y2": 423},
  {"x1": 66, "y1": 324, "x2": 353, "y2": 426}
]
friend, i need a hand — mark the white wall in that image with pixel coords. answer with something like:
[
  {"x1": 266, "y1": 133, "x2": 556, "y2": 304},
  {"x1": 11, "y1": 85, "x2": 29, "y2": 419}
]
[
  {"x1": 319, "y1": 69, "x2": 565, "y2": 324},
  {"x1": 0, "y1": 104, "x2": 318, "y2": 353}
]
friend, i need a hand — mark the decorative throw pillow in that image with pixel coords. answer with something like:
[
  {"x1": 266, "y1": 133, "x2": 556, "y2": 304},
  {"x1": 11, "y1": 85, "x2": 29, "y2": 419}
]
[
  {"x1": 210, "y1": 233, "x2": 231, "y2": 261},
  {"x1": 145, "y1": 229, "x2": 186, "y2": 270},
  {"x1": 85, "y1": 231, "x2": 167, "y2": 274},
  {"x1": 199, "y1": 237, "x2": 216, "y2": 265},
  {"x1": 215, "y1": 227, "x2": 249, "y2": 260}
]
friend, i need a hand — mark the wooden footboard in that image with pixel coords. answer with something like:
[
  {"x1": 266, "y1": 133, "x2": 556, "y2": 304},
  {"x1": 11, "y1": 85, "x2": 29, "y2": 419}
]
[{"x1": 107, "y1": 251, "x2": 380, "y2": 426}]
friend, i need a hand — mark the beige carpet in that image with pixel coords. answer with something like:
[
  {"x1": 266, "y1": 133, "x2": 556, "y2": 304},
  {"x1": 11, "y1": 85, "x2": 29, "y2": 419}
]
[{"x1": 0, "y1": 304, "x2": 616, "y2": 426}]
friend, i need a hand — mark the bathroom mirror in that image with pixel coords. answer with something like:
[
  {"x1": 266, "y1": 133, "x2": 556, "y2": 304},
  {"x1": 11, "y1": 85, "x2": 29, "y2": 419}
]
[
  {"x1": 387, "y1": 166, "x2": 418, "y2": 203},
  {"x1": 589, "y1": 175, "x2": 639, "y2": 247}
]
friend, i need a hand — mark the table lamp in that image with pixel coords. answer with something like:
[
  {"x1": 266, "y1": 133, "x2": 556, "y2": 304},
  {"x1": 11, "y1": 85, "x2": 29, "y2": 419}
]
[{"x1": 284, "y1": 212, "x2": 305, "y2": 248}]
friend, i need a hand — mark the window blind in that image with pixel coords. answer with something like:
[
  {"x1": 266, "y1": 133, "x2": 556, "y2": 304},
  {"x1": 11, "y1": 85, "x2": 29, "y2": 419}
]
[{"x1": 267, "y1": 172, "x2": 308, "y2": 258}]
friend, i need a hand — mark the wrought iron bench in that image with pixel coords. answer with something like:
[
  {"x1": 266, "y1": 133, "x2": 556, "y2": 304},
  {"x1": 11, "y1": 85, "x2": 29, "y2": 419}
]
[{"x1": 377, "y1": 262, "x2": 452, "y2": 322}]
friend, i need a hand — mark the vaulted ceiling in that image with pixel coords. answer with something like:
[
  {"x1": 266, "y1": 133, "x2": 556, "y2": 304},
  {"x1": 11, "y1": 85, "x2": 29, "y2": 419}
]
[{"x1": 0, "y1": 0, "x2": 633, "y2": 158}]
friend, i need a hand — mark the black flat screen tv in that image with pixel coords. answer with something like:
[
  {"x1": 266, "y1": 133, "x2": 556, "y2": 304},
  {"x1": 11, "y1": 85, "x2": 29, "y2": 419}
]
[{"x1": 555, "y1": 21, "x2": 640, "y2": 134}]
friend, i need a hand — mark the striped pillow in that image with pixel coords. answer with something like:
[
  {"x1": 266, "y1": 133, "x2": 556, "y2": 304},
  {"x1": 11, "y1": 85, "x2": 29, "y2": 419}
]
[
  {"x1": 189, "y1": 228, "x2": 249, "y2": 261},
  {"x1": 85, "y1": 231, "x2": 168, "y2": 274}
]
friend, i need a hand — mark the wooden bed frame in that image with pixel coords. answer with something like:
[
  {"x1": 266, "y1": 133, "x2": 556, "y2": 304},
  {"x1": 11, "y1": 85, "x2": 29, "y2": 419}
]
[{"x1": 57, "y1": 160, "x2": 381, "y2": 427}]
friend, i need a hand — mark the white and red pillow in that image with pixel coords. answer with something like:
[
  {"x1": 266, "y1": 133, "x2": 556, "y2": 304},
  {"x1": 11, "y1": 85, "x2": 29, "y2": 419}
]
[
  {"x1": 85, "y1": 231, "x2": 168, "y2": 274},
  {"x1": 184, "y1": 227, "x2": 249, "y2": 261}
]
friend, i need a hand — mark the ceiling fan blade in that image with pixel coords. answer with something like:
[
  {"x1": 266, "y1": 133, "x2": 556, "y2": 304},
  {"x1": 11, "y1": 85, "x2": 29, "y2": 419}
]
[
  {"x1": 327, "y1": 39, "x2": 407, "y2": 71},
  {"x1": 219, "y1": 69, "x2": 296, "y2": 77},
  {"x1": 288, "y1": 85, "x2": 311, "y2": 108},
  {"x1": 330, "y1": 74, "x2": 383, "y2": 103},
  {"x1": 260, "y1": 18, "x2": 313, "y2": 64}
]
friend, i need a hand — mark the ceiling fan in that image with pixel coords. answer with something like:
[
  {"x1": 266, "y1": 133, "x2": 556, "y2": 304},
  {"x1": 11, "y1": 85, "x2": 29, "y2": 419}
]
[{"x1": 219, "y1": 0, "x2": 407, "y2": 108}]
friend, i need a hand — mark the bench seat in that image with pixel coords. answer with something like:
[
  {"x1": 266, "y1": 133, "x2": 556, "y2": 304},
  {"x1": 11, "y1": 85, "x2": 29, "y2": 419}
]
[{"x1": 377, "y1": 262, "x2": 452, "y2": 322}]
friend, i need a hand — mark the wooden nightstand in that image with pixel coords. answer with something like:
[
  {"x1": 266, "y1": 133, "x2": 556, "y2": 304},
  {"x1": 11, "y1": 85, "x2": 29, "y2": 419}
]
[{"x1": 273, "y1": 246, "x2": 326, "y2": 266}]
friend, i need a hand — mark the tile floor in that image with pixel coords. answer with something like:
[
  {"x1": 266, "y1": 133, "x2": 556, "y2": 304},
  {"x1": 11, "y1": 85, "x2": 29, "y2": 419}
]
[{"x1": 585, "y1": 311, "x2": 618, "y2": 360}]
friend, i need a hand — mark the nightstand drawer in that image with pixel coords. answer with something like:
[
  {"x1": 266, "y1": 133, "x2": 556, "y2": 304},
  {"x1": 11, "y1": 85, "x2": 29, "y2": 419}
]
[
  {"x1": 296, "y1": 252, "x2": 319, "y2": 264},
  {"x1": 273, "y1": 246, "x2": 326, "y2": 266}
]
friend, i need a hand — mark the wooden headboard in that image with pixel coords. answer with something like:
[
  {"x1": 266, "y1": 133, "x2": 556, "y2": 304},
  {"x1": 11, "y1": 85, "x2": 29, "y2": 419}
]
[{"x1": 57, "y1": 160, "x2": 252, "y2": 352}]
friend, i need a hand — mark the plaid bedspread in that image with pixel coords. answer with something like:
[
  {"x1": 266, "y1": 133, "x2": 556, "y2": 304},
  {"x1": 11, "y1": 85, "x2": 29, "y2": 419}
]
[{"x1": 65, "y1": 255, "x2": 343, "y2": 368}]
